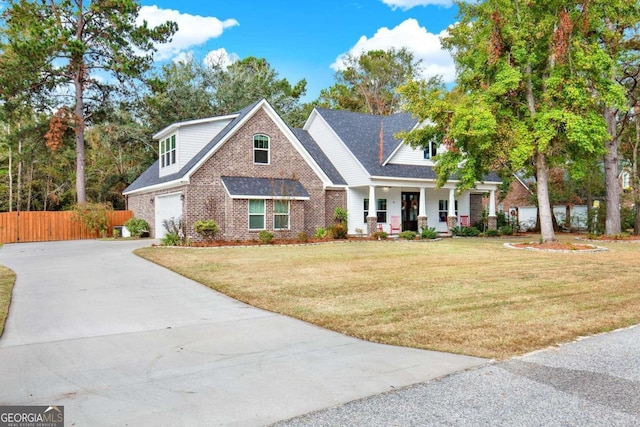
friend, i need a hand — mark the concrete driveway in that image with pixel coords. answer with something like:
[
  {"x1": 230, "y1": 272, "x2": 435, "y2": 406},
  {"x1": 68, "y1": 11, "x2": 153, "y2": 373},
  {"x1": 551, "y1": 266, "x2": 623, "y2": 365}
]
[{"x1": 0, "y1": 240, "x2": 488, "y2": 426}]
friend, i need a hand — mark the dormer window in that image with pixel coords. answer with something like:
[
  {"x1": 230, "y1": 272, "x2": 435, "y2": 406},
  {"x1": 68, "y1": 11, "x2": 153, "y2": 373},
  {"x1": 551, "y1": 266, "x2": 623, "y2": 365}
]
[
  {"x1": 254, "y1": 134, "x2": 270, "y2": 164},
  {"x1": 161, "y1": 135, "x2": 176, "y2": 167},
  {"x1": 423, "y1": 139, "x2": 438, "y2": 160}
]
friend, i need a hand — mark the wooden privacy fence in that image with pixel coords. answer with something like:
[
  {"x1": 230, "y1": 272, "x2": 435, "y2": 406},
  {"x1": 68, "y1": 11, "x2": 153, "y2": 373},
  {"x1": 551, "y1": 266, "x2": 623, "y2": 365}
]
[{"x1": 0, "y1": 211, "x2": 133, "y2": 244}]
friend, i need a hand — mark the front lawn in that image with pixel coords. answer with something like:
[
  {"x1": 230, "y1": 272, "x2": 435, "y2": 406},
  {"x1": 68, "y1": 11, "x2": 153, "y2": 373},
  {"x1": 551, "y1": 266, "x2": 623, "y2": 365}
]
[{"x1": 135, "y1": 236, "x2": 640, "y2": 359}]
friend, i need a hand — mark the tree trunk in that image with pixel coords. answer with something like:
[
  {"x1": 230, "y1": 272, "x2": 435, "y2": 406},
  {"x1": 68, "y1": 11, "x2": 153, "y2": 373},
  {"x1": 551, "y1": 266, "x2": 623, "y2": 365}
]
[
  {"x1": 17, "y1": 138, "x2": 22, "y2": 212},
  {"x1": 634, "y1": 106, "x2": 640, "y2": 235},
  {"x1": 73, "y1": 6, "x2": 87, "y2": 204},
  {"x1": 604, "y1": 106, "x2": 621, "y2": 235},
  {"x1": 536, "y1": 152, "x2": 556, "y2": 242}
]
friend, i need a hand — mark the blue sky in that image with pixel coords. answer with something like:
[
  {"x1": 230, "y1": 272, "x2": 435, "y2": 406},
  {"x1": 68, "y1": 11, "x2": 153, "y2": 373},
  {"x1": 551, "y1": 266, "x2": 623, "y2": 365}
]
[{"x1": 138, "y1": 1, "x2": 464, "y2": 101}]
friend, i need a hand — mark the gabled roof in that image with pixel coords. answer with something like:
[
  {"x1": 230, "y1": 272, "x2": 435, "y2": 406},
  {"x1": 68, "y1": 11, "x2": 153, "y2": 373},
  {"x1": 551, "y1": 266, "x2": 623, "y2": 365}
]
[
  {"x1": 124, "y1": 99, "x2": 343, "y2": 195},
  {"x1": 124, "y1": 101, "x2": 259, "y2": 195},
  {"x1": 313, "y1": 108, "x2": 501, "y2": 183},
  {"x1": 221, "y1": 176, "x2": 310, "y2": 200},
  {"x1": 291, "y1": 128, "x2": 346, "y2": 186}
]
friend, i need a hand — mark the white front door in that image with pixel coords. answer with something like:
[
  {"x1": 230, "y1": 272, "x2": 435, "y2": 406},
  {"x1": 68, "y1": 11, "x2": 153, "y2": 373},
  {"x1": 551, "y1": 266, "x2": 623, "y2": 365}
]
[{"x1": 154, "y1": 193, "x2": 183, "y2": 238}]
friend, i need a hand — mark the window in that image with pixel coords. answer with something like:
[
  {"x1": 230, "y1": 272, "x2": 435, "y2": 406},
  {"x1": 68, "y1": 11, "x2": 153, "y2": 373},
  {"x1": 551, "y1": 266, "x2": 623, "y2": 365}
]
[
  {"x1": 249, "y1": 200, "x2": 265, "y2": 230},
  {"x1": 274, "y1": 200, "x2": 290, "y2": 230},
  {"x1": 160, "y1": 135, "x2": 176, "y2": 168},
  {"x1": 438, "y1": 200, "x2": 458, "y2": 222},
  {"x1": 423, "y1": 139, "x2": 438, "y2": 160},
  {"x1": 364, "y1": 198, "x2": 387, "y2": 223},
  {"x1": 254, "y1": 134, "x2": 270, "y2": 164}
]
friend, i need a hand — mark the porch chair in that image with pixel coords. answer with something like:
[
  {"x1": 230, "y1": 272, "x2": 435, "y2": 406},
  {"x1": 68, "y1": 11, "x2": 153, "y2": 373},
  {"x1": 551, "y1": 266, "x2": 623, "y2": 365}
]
[
  {"x1": 389, "y1": 215, "x2": 401, "y2": 234},
  {"x1": 460, "y1": 215, "x2": 470, "y2": 227}
]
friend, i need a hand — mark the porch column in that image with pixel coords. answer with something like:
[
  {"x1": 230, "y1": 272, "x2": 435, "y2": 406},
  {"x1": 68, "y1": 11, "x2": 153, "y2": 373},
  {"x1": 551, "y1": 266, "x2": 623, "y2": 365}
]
[
  {"x1": 488, "y1": 189, "x2": 498, "y2": 230},
  {"x1": 418, "y1": 187, "x2": 428, "y2": 231},
  {"x1": 447, "y1": 188, "x2": 458, "y2": 232},
  {"x1": 366, "y1": 185, "x2": 378, "y2": 236}
]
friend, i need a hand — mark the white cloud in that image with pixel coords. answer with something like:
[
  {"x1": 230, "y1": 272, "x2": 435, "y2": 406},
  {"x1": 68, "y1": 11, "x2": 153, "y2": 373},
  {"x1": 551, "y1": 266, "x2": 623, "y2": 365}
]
[
  {"x1": 203, "y1": 48, "x2": 240, "y2": 69},
  {"x1": 137, "y1": 6, "x2": 239, "y2": 61},
  {"x1": 331, "y1": 18, "x2": 456, "y2": 83},
  {"x1": 381, "y1": 0, "x2": 456, "y2": 10}
]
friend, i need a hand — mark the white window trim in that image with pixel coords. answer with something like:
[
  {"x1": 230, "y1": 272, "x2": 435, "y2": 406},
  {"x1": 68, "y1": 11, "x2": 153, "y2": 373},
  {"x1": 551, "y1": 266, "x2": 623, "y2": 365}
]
[
  {"x1": 423, "y1": 138, "x2": 438, "y2": 160},
  {"x1": 160, "y1": 134, "x2": 177, "y2": 168},
  {"x1": 438, "y1": 200, "x2": 458, "y2": 222},
  {"x1": 253, "y1": 134, "x2": 270, "y2": 165},
  {"x1": 273, "y1": 200, "x2": 290, "y2": 230},
  {"x1": 248, "y1": 199, "x2": 266, "y2": 230},
  {"x1": 364, "y1": 198, "x2": 387, "y2": 223}
]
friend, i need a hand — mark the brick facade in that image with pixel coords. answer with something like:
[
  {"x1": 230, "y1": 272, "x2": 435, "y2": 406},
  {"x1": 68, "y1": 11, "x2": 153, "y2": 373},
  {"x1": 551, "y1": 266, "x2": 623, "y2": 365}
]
[
  {"x1": 127, "y1": 186, "x2": 187, "y2": 237},
  {"x1": 129, "y1": 108, "x2": 346, "y2": 241}
]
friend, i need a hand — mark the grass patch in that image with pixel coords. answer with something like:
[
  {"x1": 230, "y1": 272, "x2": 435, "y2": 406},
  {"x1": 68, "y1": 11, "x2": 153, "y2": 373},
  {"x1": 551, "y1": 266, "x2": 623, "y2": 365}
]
[
  {"x1": 0, "y1": 265, "x2": 16, "y2": 338},
  {"x1": 135, "y1": 236, "x2": 640, "y2": 360}
]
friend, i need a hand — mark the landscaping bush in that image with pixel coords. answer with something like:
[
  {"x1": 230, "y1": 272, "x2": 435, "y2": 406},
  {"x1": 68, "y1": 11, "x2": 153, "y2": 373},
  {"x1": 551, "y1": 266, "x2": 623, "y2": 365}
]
[
  {"x1": 499, "y1": 225, "x2": 514, "y2": 236},
  {"x1": 162, "y1": 217, "x2": 187, "y2": 245},
  {"x1": 333, "y1": 207, "x2": 348, "y2": 226},
  {"x1": 258, "y1": 230, "x2": 274, "y2": 244},
  {"x1": 420, "y1": 227, "x2": 438, "y2": 239},
  {"x1": 72, "y1": 202, "x2": 112, "y2": 237},
  {"x1": 161, "y1": 232, "x2": 181, "y2": 246},
  {"x1": 331, "y1": 223, "x2": 348, "y2": 239},
  {"x1": 314, "y1": 227, "x2": 328, "y2": 239},
  {"x1": 297, "y1": 231, "x2": 309, "y2": 243},
  {"x1": 451, "y1": 226, "x2": 480, "y2": 237},
  {"x1": 124, "y1": 217, "x2": 150, "y2": 238},
  {"x1": 398, "y1": 230, "x2": 417, "y2": 240},
  {"x1": 485, "y1": 229, "x2": 500, "y2": 237},
  {"x1": 373, "y1": 230, "x2": 388, "y2": 240},
  {"x1": 194, "y1": 219, "x2": 219, "y2": 242}
]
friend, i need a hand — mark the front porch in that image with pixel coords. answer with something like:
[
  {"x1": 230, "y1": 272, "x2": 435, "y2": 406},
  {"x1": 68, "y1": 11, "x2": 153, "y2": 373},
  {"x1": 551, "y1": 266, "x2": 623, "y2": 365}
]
[{"x1": 348, "y1": 185, "x2": 498, "y2": 236}]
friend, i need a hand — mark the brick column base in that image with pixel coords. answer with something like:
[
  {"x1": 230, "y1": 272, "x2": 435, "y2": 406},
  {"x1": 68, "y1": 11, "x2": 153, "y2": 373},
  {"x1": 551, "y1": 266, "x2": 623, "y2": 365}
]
[
  {"x1": 488, "y1": 215, "x2": 498, "y2": 230},
  {"x1": 367, "y1": 216, "x2": 379, "y2": 236},
  {"x1": 447, "y1": 216, "x2": 458, "y2": 234},
  {"x1": 418, "y1": 216, "x2": 428, "y2": 231}
]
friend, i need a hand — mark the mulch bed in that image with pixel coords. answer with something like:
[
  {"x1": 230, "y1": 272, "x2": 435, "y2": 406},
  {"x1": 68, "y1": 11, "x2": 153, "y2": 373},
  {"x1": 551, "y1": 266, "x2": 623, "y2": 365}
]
[{"x1": 505, "y1": 241, "x2": 608, "y2": 252}]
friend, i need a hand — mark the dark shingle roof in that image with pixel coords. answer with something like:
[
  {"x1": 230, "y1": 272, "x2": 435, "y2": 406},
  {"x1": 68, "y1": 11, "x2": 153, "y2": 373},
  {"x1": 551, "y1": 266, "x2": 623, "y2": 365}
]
[
  {"x1": 124, "y1": 101, "x2": 260, "y2": 194},
  {"x1": 221, "y1": 176, "x2": 309, "y2": 199},
  {"x1": 291, "y1": 128, "x2": 346, "y2": 186},
  {"x1": 314, "y1": 108, "x2": 501, "y2": 183}
]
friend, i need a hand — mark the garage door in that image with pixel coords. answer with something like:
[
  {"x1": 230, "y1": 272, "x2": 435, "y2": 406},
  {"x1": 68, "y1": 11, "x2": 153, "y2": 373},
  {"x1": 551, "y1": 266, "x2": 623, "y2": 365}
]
[{"x1": 154, "y1": 193, "x2": 183, "y2": 238}]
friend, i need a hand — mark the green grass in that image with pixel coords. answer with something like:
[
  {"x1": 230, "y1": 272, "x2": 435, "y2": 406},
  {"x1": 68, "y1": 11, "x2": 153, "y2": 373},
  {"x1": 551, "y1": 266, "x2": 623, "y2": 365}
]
[
  {"x1": 0, "y1": 265, "x2": 16, "y2": 338},
  {"x1": 136, "y1": 236, "x2": 640, "y2": 359}
]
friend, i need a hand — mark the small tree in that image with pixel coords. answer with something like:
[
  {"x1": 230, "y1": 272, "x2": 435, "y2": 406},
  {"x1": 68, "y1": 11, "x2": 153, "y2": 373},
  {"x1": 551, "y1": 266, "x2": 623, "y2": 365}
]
[
  {"x1": 194, "y1": 219, "x2": 219, "y2": 243},
  {"x1": 72, "y1": 202, "x2": 112, "y2": 237}
]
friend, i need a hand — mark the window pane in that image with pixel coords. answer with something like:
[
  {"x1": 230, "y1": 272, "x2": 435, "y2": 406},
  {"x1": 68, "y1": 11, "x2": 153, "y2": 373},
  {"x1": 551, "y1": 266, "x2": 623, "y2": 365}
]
[
  {"x1": 274, "y1": 215, "x2": 289, "y2": 229},
  {"x1": 171, "y1": 135, "x2": 176, "y2": 149},
  {"x1": 254, "y1": 150, "x2": 268, "y2": 164},
  {"x1": 249, "y1": 215, "x2": 264, "y2": 229},
  {"x1": 249, "y1": 199, "x2": 264, "y2": 214},
  {"x1": 274, "y1": 200, "x2": 288, "y2": 214},
  {"x1": 377, "y1": 199, "x2": 387, "y2": 210},
  {"x1": 254, "y1": 135, "x2": 269, "y2": 149},
  {"x1": 377, "y1": 212, "x2": 387, "y2": 223}
]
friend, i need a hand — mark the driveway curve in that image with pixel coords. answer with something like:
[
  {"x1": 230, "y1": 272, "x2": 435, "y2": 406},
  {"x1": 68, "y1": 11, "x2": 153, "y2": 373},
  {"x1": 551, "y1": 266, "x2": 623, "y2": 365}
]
[{"x1": 0, "y1": 240, "x2": 487, "y2": 426}]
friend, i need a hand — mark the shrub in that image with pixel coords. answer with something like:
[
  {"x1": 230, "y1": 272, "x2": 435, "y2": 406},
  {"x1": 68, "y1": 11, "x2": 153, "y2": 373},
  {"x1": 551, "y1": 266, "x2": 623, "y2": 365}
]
[
  {"x1": 297, "y1": 231, "x2": 309, "y2": 243},
  {"x1": 162, "y1": 217, "x2": 187, "y2": 245},
  {"x1": 124, "y1": 217, "x2": 150, "y2": 238},
  {"x1": 161, "y1": 232, "x2": 181, "y2": 246},
  {"x1": 258, "y1": 230, "x2": 274, "y2": 244},
  {"x1": 72, "y1": 202, "x2": 112, "y2": 237},
  {"x1": 451, "y1": 226, "x2": 480, "y2": 237},
  {"x1": 331, "y1": 223, "x2": 348, "y2": 239},
  {"x1": 499, "y1": 225, "x2": 514, "y2": 236},
  {"x1": 398, "y1": 230, "x2": 417, "y2": 240},
  {"x1": 373, "y1": 231, "x2": 388, "y2": 240},
  {"x1": 485, "y1": 229, "x2": 500, "y2": 237},
  {"x1": 333, "y1": 207, "x2": 348, "y2": 225},
  {"x1": 420, "y1": 227, "x2": 438, "y2": 239},
  {"x1": 194, "y1": 219, "x2": 219, "y2": 242},
  {"x1": 314, "y1": 227, "x2": 328, "y2": 239}
]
